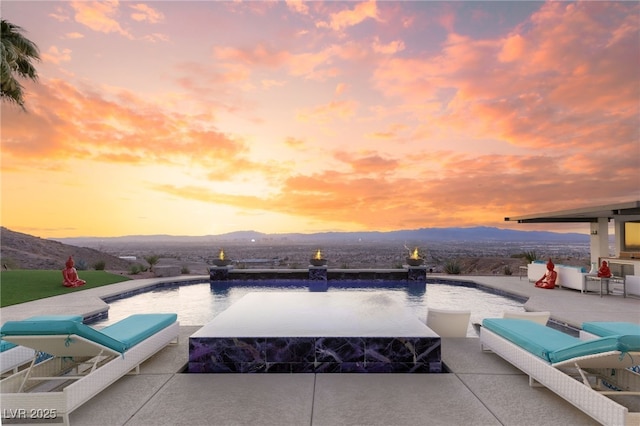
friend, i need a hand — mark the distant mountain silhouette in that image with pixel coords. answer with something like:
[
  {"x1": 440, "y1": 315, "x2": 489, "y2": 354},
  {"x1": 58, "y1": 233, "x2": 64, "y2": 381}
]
[{"x1": 54, "y1": 226, "x2": 589, "y2": 246}]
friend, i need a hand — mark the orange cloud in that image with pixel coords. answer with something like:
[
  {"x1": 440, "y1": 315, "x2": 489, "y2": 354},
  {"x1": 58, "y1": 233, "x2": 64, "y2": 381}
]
[
  {"x1": 41, "y1": 46, "x2": 72, "y2": 64},
  {"x1": 129, "y1": 3, "x2": 164, "y2": 23},
  {"x1": 333, "y1": 152, "x2": 399, "y2": 175},
  {"x1": 371, "y1": 37, "x2": 405, "y2": 55},
  {"x1": 0, "y1": 79, "x2": 251, "y2": 174},
  {"x1": 371, "y1": 1, "x2": 638, "y2": 161},
  {"x1": 63, "y1": 32, "x2": 84, "y2": 39},
  {"x1": 70, "y1": 1, "x2": 132, "y2": 38},
  {"x1": 286, "y1": 0, "x2": 309, "y2": 15},
  {"x1": 498, "y1": 34, "x2": 526, "y2": 62},
  {"x1": 147, "y1": 137, "x2": 638, "y2": 231},
  {"x1": 318, "y1": 1, "x2": 381, "y2": 32},
  {"x1": 214, "y1": 44, "x2": 291, "y2": 68}
]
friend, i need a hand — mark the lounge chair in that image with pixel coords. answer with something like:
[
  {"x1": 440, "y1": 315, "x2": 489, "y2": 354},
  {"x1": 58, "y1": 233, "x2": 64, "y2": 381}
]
[
  {"x1": 580, "y1": 321, "x2": 640, "y2": 339},
  {"x1": 580, "y1": 321, "x2": 640, "y2": 379},
  {"x1": 481, "y1": 318, "x2": 640, "y2": 425},
  {"x1": 1, "y1": 316, "x2": 83, "y2": 377},
  {"x1": 1, "y1": 340, "x2": 35, "y2": 377},
  {"x1": 502, "y1": 310, "x2": 550, "y2": 325},
  {"x1": 426, "y1": 308, "x2": 471, "y2": 337},
  {"x1": 0, "y1": 313, "x2": 178, "y2": 425}
]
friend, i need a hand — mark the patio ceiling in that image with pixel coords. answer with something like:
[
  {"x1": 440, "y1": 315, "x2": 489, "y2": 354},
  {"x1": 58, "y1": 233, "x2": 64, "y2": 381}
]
[{"x1": 504, "y1": 201, "x2": 640, "y2": 224}]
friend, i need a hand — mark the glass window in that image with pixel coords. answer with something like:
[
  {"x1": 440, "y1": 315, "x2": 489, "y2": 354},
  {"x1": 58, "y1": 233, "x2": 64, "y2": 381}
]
[{"x1": 624, "y1": 221, "x2": 640, "y2": 250}]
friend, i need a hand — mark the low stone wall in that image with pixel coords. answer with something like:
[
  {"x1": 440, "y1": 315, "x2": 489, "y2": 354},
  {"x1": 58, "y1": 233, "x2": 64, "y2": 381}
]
[{"x1": 154, "y1": 265, "x2": 181, "y2": 277}]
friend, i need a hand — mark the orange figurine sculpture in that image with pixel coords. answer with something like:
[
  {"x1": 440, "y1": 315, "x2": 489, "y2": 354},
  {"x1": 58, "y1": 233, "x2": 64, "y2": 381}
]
[
  {"x1": 62, "y1": 256, "x2": 86, "y2": 288},
  {"x1": 597, "y1": 260, "x2": 612, "y2": 278},
  {"x1": 535, "y1": 259, "x2": 557, "y2": 289}
]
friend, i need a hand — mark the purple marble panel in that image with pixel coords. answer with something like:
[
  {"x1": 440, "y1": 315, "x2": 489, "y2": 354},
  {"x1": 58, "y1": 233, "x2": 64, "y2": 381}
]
[
  {"x1": 189, "y1": 337, "x2": 266, "y2": 364},
  {"x1": 316, "y1": 337, "x2": 365, "y2": 363},
  {"x1": 265, "y1": 337, "x2": 315, "y2": 363},
  {"x1": 365, "y1": 337, "x2": 440, "y2": 364},
  {"x1": 189, "y1": 335, "x2": 441, "y2": 373}
]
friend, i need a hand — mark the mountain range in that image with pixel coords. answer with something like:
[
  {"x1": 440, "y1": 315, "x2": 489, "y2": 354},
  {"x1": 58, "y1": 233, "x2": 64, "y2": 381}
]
[{"x1": 53, "y1": 226, "x2": 591, "y2": 246}]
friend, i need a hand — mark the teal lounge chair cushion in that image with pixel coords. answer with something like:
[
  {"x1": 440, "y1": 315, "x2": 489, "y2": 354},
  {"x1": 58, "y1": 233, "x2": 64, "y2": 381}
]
[
  {"x1": 483, "y1": 318, "x2": 576, "y2": 362},
  {"x1": 482, "y1": 318, "x2": 640, "y2": 363},
  {"x1": 1, "y1": 314, "x2": 177, "y2": 355},
  {"x1": 548, "y1": 334, "x2": 640, "y2": 364},
  {"x1": 1, "y1": 319, "x2": 127, "y2": 353},
  {"x1": 1, "y1": 316, "x2": 82, "y2": 353},
  {"x1": 100, "y1": 314, "x2": 177, "y2": 350},
  {"x1": 1, "y1": 340, "x2": 17, "y2": 352},
  {"x1": 582, "y1": 322, "x2": 640, "y2": 337}
]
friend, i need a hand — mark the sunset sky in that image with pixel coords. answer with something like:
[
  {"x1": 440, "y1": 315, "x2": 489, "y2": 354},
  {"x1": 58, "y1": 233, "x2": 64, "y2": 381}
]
[{"x1": 1, "y1": 1, "x2": 638, "y2": 238}]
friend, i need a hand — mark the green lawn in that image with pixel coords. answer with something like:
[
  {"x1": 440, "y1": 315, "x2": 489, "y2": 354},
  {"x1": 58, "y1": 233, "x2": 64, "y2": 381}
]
[{"x1": 0, "y1": 270, "x2": 132, "y2": 307}]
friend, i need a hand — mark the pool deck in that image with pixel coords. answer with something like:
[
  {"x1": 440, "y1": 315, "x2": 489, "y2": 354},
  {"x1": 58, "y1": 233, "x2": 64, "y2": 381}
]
[{"x1": 1, "y1": 274, "x2": 639, "y2": 425}]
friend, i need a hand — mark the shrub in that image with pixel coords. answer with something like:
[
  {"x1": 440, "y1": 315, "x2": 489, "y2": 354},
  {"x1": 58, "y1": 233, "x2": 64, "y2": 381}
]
[
  {"x1": 524, "y1": 250, "x2": 538, "y2": 263},
  {"x1": 503, "y1": 265, "x2": 513, "y2": 275},
  {"x1": 129, "y1": 264, "x2": 142, "y2": 275},
  {"x1": 93, "y1": 260, "x2": 106, "y2": 270},
  {"x1": 444, "y1": 259, "x2": 461, "y2": 275},
  {"x1": 144, "y1": 255, "x2": 160, "y2": 271},
  {"x1": 1, "y1": 258, "x2": 20, "y2": 270},
  {"x1": 181, "y1": 266, "x2": 190, "y2": 274}
]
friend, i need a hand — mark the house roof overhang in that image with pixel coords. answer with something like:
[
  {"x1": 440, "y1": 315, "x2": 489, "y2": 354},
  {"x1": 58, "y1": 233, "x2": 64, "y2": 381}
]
[{"x1": 504, "y1": 201, "x2": 640, "y2": 224}]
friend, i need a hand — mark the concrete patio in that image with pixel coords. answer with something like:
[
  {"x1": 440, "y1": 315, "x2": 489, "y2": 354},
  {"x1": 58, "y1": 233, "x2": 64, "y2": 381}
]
[{"x1": 1, "y1": 274, "x2": 639, "y2": 425}]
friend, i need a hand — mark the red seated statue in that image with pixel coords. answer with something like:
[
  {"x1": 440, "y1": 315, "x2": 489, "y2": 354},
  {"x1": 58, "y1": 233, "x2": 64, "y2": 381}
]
[
  {"x1": 62, "y1": 256, "x2": 86, "y2": 288},
  {"x1": 535, "y1": 259, "x2": 557, "y2": 289},
  {"x1": 597, "y1": 260, "x2": 612, "y2": 278}
]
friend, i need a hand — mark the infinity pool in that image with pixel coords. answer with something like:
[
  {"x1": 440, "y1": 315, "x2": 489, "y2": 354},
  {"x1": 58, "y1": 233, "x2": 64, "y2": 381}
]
[{"x1": 93, "y1": 280, "x2": 525, "y2": 337}]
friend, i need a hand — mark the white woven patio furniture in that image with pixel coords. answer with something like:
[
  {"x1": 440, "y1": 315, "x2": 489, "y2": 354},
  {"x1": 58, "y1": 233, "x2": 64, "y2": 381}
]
[
  {"x1": 481, "y1": 318, "x2": 640, "y2": 425},
  {"x1": 0, "y1": 313, "x2": 179, "y2": 425},
  {"x1": 0, "y1": 341, "x2": 35, "y2": 376},
  {"x1": 426, "y1": 308, "x2": 471, "y2": 337}
]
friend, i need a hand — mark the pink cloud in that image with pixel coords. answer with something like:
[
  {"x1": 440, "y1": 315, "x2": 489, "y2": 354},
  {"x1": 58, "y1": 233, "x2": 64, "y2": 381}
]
[
  {"x1": 317, "y1": 1, "x2": 381, "y2": 32},
  {"x1": 0, "y1": 79, "x2": 254, "y2": 174},
  {"x1": 41, "y1": 46, "x2": 72, "y2": 64},
  {"x1": 372, "y1": 1, "x2": 638, "y2": 160},
  {"x1": 286, "y1": 0, "x2": 309, "y2": 15},
  {"x1": 70, "y1": 1, "x2": 132, "y2": 38},
  {"x1": 129, "y1": 3, "x2": 164, "y2": 23},
  {"x1": 214, "y1": 44, "x2": 291, "y2": 68}
]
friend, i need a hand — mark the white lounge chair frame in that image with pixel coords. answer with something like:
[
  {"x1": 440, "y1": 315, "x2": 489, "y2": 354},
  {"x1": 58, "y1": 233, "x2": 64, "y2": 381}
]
[
  {"x1": 480, "y1": 326, "x2": 640, "y2": 425},
  {"x1": 1, "y1": 345, "x2": 36, "y2": 377},
  {"x1": 0, "y1": 321, "x2": 179, "y2": 425}
]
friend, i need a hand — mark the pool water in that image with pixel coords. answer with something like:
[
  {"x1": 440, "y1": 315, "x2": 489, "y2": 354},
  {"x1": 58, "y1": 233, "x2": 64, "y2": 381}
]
[{"x1": 92, "y1": 281, "x2": 524, "y2": 337}]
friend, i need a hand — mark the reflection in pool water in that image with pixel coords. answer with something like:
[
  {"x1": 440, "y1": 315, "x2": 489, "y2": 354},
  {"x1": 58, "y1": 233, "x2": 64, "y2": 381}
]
[{"x1": 93, "y1": 280, "x2": 524, "y2": 337}]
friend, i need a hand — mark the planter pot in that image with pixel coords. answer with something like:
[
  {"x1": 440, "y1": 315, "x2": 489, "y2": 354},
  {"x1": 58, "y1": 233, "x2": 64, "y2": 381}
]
[
  {"x1": 310, "y1": 259, "x2": 328, "y2": 267},
  {"x1": 406, "y1": 258, "x2": 424, "y2": 267},
  {"x1": 212, "y1": 259, "x2": 232, "y2": 267}
]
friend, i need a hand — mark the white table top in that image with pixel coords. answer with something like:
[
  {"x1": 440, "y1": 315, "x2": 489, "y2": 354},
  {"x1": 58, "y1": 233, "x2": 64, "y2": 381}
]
[{"x1": 192, "y1": 292, "x2": 437, "y2": 338}]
